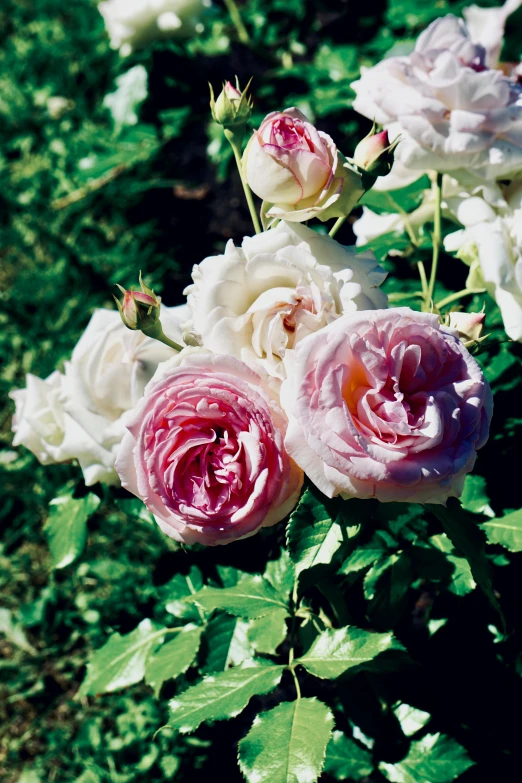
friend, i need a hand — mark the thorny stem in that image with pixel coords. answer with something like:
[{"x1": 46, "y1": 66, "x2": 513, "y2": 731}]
[
  {"x1": 226, "y1": 132, "x2": 262, "y2": 234},
  {"x1": 427, "y1": 172, "x2": 443, "y2": 307},
  {"x1": 223, "y1": 0, "x2": 251, "y2": 44}
]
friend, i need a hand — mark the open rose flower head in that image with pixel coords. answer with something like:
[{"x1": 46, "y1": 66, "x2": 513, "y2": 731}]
[
  {"x1": 99, "y1": 0, "x2": 208, "y2": 57},
  {"x1": 115, "y1": 349, "x2": 303, "y2": 546},
  {"x1": 243, "y1": 108, "x2": 364, "y2": 223},
  {"x1": 183, "y1": 221, "x2": 387, "y2": 383},
  {"x1": 351, "y1": 13, "x2": 522, "y2": 183},
  {"x1": 281, "y1": 308, "x2": 492, "y2": 504},
  {"x1": 10, "y1": 305, "x2": 188, "y2": 486}
]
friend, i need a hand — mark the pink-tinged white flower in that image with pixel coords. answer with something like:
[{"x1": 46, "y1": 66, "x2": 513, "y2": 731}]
[
  {"x1": 10, "y1": 305, "x2": 188, "y2": 485},
  {"x1": 115, "y1": 350, "x2": 303, "y2": 546},
  {"x1": 243, "y1": 108, "x2": 364, "y2": 223},
  {"x1": 463, "y1": 0, "x2": 522, "y2": 68},
  {"x1": 281, "y1": 308, "x2": 492, "y2": 504},
  {"x1": 183, "y1": 221, "x2": 387, "y2": 383},
  {"x1": 99, "y1": 0, "x2": 208, "y2": 57},
  {"x1": 351, "y1": 13, "x2": 522, "y2": 183},
  {"x1": 445, "y1": 182, "x2": 522, "y2": 341},
  {"x1": 447, "y1": 311, "x2": 486, "y2": 344}
]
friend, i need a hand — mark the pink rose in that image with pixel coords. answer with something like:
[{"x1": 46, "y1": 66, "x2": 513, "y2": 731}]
[
  {"x1": 281, "y1": 308, "x2": 492, "y2": 504},
  {"x1": 115, "y1": 350, "x2": 303, "y2": 545},
  {"x1": 243, "y1": 108, "x2": 363, "y2": 223}
]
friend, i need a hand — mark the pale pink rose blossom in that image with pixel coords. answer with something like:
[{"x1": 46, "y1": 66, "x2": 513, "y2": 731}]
[
  {"x1": 115, "y1": 350, "x2": 303, "y2": 546},
  {"x1": 243, "y1": 108, "x2": 363, "y2": 223},
  {"x1": 281, "y1": 308, "x2": 492, "y2": 504}
]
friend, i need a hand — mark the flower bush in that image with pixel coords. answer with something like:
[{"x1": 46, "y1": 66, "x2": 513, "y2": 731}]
[{"x1": 3, "y1": 2, "x2": 522, "y2": 783}]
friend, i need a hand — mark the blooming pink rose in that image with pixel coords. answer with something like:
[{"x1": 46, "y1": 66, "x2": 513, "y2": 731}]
[
  {"x1": 243, "y1": 108, "x2": 363, "y2": 223},
  {"x1": 281, "y1": 308, "x2": 492, "y2": 504},
  {"x1": 115, "y1": 350, "x2": 303, "y2": 545}
]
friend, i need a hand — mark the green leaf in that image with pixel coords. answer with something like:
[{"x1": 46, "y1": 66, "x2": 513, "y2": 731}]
[
  {"x1": 379, "y1": 733, "x2": 474, "y2": 783},
  {"x1": 144, "y1": 625, "x2": 203, "y2": 697},
  {"x1": 340, "y1": 540, "x2": 388, "y2": 575},
  {"x1": 45, "y1": 493, "x2": 100, "y2": 569},
  {"x1": 364, "y1": 552, "x2": 412, "y2": 626},
  {"x1": 393, "y1": 704, "x2": 431, "y2": 737},
  {"x1": 447, "y1": 555, "x2": 475, "y2": 596},
  {"x1": 430, "y1": 500, "x2": 502, "y2": 623},
  {"x1": 0, "y1": 608, "x2": 37, "y2": 655},
  {"x1": 247, "y1": 609, "x2": 288, "y2": 655},
  {"x1": 264, "y1": 549, "x2": 295, "y2": 596},
  {"x1": 169, "y1": 662, "x2": 284, "y2": 733},
  {"x1": 190, "y1": 576, "x2": 288, "y2": 619},
  {"x1": 361, "y1": 176, "x2": 430, "y2": 215},
  {"x1": 286, "y1": 489, "x2": 344, "y2": 579},
  {"x1": 80, "y1": 619, "x2": 165, "y2": 696},
  {"x1": 325, "y1": 731, "x2": 373, "y2": 780},
  {"x1": 238, "y1": 698, "x2": 334, "y2": 783},
  {"x1": 162, "y1": 567, "x2": 205, "y2": 622},
  {"x1": 297, "y1": 626, "x2": 403, "y2": 679},
  {"x1": 460, "y1": 475, "x2": 494, "y2": 518},
  {"x1": 201, "y1": 614, "x2": 253, "y2": 674},
  {"x1": 482, "y1": 509, "x2": 522, "y2": 552}
]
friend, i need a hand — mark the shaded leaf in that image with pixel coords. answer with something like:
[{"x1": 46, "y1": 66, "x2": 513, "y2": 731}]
[
  {"x1": 325, "y1": 731, "x2": 373, "y2": 780},
  {"x1": 201, "y1": 614, "x2": 253, "y2": 674},
  {"x1": 286, "y1": 489, "x2": 344, "y2": 579},
  {"x1": 239, "y1": 698, "x2": 334, "y2": 783},
  {"x1": 264, "y1": 549, "x2": 295, "y2": 596},
  {"x1": 393, "y1": 704, "x2": 431, "y2": 737},
  {"x1": 169, "y1": 662, "x2": 284, "y2": 733},
  {"x1": 297, "y1": 626, "x2": 403, "y2": 679},
  {"x1": 162, "y1": 567, "x2": 205, "y2": 622},
  {"x1": 379, "y1": 733, "x2": 474, "y2": 783},
  {"x1": 80, "y1": 619, "x2": 165, "y2": 696},
  {"x1": 145, "y1": 625, "x2": 202, "y2": 697},
  {"x1": 247, "y1": 609, "x2": 288, "y2": 655},
  {"x1": 45, "y1": 493, "x2": 100, "y2": 569}
]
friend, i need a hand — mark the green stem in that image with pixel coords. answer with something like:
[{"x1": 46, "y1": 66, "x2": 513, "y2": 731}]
[
  {"x1": 227, "y1": 133, "x2": 262, "y2": 234},
  {"x1": 436, "y1": 288, "x2": 485, "y2": 310},
  {"x1": 417, "y1": 261, "x2": 429, "y2": 301},
  {"x1": 142, "y1": 323, "x2": 184, "y2": 353},
  {"x1": 329, "y1": 215, "x2": 348, "y2": 238},
  {"x1": 223, "y1": 0, "x2": 251, "y2": 44},
  {"x1": 427, "y1": 173, "x2": 443, "y2": 306}
]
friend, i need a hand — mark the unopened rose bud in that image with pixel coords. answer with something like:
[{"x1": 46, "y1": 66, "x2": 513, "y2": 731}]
[
  {"x1": 447, "y1": 311, "x2": 486, "y2": 345},
  {"x1": 115, "y1": 274, "x2": 161, "y2": 332},
  {"x1": 210, "y1": 78, "x2": 253, "y2": 130},
  {"x1": 352, "y1": 128, "x2": 399, "y2": 176}
]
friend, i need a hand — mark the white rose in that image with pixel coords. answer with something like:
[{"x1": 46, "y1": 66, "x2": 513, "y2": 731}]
[
  {"x1": 352, "y1": 14, "x2": 522, "y2": 183},
  {"x1": 445, "y1": 184, "x2": 522, "y2": 341},
  {"x1": 10, "y1": 305, "x2": 188, "y2": 484},
  {"x1": 9, "y1": 371, "x2": 118, "y2": 485},
  {"x1": 99, "y1": 0, "x2": 208, "y2": 57},
  {"x1": 463, "y1": 0, "x2": 522, "y2": 68},
  {"x1": 183, "y1": 222, "x2": 387, "y2": 382}
]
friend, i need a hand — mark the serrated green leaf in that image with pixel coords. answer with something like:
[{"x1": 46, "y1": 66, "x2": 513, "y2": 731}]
[
  {"x1": 365, "y1": 552, "x2": 413, "y2": 627},
  {"x1": 460, "y1": 475, "x2": 494, "y2": 518},
  {"x1": 361, "y1": 176, "x2": 430, "y2": 215},
  {"x1": 297, "y1": 626, "x2": 403, "y2": 680},
  {"x1": 393, "y1": 704, "x2": 431, "y2": 737},
  {"x1": 265, "y1": 549, "x2": 295, "y2": 595},
  {"x1": 169, "y1": 662, "x2": 284, "y2": 733},
  {"x1": 287, "y1": 489, "x2": 344, "y2": 579},
  {"x1": 430, "y1": 500, "x2": 502, "y2": 624},
  {"x1": 80, "y1": 619, "x2": 165, "y2": 696},
  {"x1": 190, "y1": 576, "x2": 288, "y2": 619},
  {"x1": 162, "y1": 567, "x2": 204, "y2": 622},
  {"x1": 144, "y1": 625, "x2": 202, "y2": 697},
  {"x1": 45, "y1": 493, "x2": 100, "y2": 569},
  {"x1": 447, "y1": 555, "x2": 475, "y2": 596},
  {"x1": 247, "y1": 609, "x2": 288, "y2": 655},
  {"x1": 340, "y1": 541, "x2": 388, "y2": 575},
  {"x1": 239, "y1": 698, "x2": 334, "y2": 783},
  {"x1": 325, "y1": 731, "x2": 373, "y2": 780},
  {"x1": 482, "y1": 509, "x2": 522, "y2": 552},
  {"x1": 201, "y1": 614, "x2": 253, "y2": 674},
  {"x1": 379, "y1": 733, "x2": 474, "y2": 783}
]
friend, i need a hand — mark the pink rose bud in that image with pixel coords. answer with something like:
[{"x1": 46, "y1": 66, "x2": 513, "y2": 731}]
[
  {"x1": 115, "y1": 274, "x2": 161, "y2": 331},
  {"x1": 352, "y1": 128, "x2": 399, "y2": 176},
  {"x1": 447, "y1": 311, "x2": 486, "y2": 344},
  {"x1": 210, "y1": 78, "x2": 253, "y2": 129}
]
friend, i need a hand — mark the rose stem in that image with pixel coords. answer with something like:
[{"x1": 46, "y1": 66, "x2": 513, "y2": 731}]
[
  {"x1": 329, "y1": 214, "x2": 348, "y2": 238},
  {"x1": 225, "y1": 130, "x2": 262, "y2": 234},
  {"x1": 223, "y1": 0, "x2": 251, "y2": 45},
  {"x1": 436, "y1": 287, "x2": 485, "y2": 310},
  {"x1": 288, "y1": 578, "x2": 302, "y2": 700},
  {"x1": 141, "y1": 323, "x2": 184, "y2": 352},
  {"x1": 427, "y1": 172, "x2": 443, "y2": 307}
]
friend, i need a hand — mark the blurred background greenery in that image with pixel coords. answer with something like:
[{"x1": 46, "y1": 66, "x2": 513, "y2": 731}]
[{"x1": 3, "y1": 1, "x2": 522, "y2": 782}]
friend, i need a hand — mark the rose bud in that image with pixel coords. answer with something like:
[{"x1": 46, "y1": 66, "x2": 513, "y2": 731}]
[
  {"x1": 242, "y1": 107, "x2": 365, "y2": 223},
  {"x1": 210, "y1": 78, "x2": 253, "y2": 130},
  {"x1": 447, "y1": 311, "x2": 486, "y2": 345},
  {"x1": 116, "y1": 288, "x2": 160, "y2": 331},
  {"x1": 352, "y1": 127, "x2": 399, "y2": 177}
]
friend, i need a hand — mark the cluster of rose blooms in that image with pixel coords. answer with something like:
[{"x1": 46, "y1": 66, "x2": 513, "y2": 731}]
[{"x1": 14, "y1": 0, "x2": 522, "y2": 546}]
